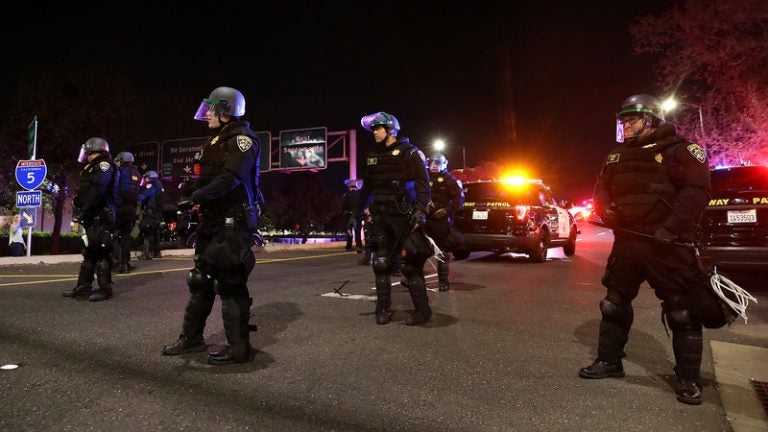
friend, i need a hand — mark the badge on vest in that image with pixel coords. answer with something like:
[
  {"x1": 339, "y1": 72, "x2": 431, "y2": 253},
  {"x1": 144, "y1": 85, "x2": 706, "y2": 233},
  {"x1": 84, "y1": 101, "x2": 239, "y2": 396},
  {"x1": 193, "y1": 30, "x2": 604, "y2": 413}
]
[
  {"x1": 655, "y1": 153, "x2": 663, "y2": 163},
  {"x1": 606, "y1": 153, "x2": 620, "y2": 164},
  {"x1": 437, "y1": 176, "x2": 444, "y2": 182},
  {"x1": 687, "y1": 143, "x2": 707, "y2": 163},
  {"x1": 392, "y1": 149, "x2": 400, "y2": 156},
  {"x1": 99, "y1": 161, "x2": 111, "y2": 172},
  {"x1": 211, "y1": 136, "x2": 220, "y2": 145},
  {"x1": 367, "y1": 157, "x2": 377, "y2": 166},
  {"x1": 237, "y1": 135, "x2": 253, "y2": 152}
]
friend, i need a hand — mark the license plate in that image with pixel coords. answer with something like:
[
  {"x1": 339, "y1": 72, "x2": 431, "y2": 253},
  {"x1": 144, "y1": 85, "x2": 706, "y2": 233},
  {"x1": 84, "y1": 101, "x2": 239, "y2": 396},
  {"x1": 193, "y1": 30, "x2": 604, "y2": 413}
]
[
  {"x1": 472, "y1": 209, "x2": 489, "y2": 220},
  {"x1": 727, "y1": 209, "x2": 757, "y2": 223}
]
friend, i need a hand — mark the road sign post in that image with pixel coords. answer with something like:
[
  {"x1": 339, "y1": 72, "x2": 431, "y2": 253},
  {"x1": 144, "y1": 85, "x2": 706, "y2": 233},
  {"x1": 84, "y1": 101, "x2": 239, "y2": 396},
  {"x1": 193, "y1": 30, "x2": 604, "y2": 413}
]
[{"x1": 15, "y1": 158, "x2": 46, "y2": 257}]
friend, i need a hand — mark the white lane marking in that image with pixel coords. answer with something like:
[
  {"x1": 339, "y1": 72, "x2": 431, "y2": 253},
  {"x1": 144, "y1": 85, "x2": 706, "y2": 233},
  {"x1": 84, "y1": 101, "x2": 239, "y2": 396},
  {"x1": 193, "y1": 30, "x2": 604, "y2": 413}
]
[{"x1": 320, "y1": 293, "x2": 376, "y2": 301}]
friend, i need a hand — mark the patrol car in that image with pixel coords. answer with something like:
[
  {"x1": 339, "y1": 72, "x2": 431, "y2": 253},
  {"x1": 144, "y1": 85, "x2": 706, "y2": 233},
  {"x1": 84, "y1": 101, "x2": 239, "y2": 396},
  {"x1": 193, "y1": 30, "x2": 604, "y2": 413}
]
[
  {"x1": 698, "y1": 165, "x2": 768, "y2": 270},
  {"x1": 452, "y1": 178, "x2": 577, "y2": 262}
]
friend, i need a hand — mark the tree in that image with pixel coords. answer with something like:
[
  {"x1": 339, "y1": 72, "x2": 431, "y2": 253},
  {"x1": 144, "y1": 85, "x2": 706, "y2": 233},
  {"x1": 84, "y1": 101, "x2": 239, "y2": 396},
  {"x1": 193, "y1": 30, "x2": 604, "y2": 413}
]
[
  {"x1": 631, "y1": 0, "x2": 768, "y2": 166},
  {"x1": 2, "y1": 67, "x2": 136, "y2": 252}
]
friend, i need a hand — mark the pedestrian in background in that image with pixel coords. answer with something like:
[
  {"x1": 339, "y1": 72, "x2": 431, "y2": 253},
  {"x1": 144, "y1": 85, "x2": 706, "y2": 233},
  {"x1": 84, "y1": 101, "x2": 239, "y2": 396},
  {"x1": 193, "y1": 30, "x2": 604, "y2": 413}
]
[
  {"x1": 341, "y1": 178, "x2": 363, "y2": 252},
  {"x1": 578, "y1": 94, "x2": 711, "y2": 405},
  {"x1": 8, "y1": 214, "x2": 26, "y2": 256}
]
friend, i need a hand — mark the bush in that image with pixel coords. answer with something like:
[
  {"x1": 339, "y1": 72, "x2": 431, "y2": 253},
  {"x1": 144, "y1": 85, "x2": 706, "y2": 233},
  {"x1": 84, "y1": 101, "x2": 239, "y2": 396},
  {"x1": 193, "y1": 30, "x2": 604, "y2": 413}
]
[{"x1": 0, "y1": 232, "x2": 85, "y2": 256}]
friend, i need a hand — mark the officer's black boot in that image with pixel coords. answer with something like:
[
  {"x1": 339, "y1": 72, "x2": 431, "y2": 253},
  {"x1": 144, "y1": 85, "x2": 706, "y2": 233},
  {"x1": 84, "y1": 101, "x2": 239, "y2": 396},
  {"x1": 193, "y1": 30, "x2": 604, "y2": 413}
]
[
  {"x1": 437, "y1": 258, "x2": 450, "y2": 291},
  {"x1": 63, "y1": 260, "x2": 95, "y2": 297},
  {"x1": 579, "y1": 298, "x2": 632, "y2": 378},
  {"x1": 668, "y1": 309, "x2": 703, "y2": 405},
  {"x1": 208, "y1": 297, "x2": 253, "y2": 365},
  {"x1": 162, "y1": 293, "x2": 214, "y2": 355},
  {"x1": 376, "y1": 284, "x2": 392, "y2": 325},
  {"x1": 405, "y1": 273, "x2": 432, "y2": 326},
  {"x1": 88, "y1": 259, "x2": 113, "y2": 302}
]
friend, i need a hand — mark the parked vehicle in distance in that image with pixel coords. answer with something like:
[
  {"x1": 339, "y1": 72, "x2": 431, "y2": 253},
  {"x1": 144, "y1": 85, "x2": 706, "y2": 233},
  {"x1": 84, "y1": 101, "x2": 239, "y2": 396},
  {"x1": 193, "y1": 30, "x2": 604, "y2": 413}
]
[
  {"x1": 698, "y1": 165, "x2": 768, "y2": 271},
  {"x1": 452, "y1": 177, "x2": 577, "y2": 263}
]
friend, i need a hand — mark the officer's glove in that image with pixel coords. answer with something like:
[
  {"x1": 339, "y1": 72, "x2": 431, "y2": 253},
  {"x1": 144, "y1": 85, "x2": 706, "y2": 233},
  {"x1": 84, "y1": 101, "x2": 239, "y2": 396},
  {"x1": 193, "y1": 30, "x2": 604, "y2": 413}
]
[
  {"x1": 431, "y1": 208, "x2": 448, "y2": 219},
  {"x1": 410, "y1": 209, "x2": 427, "y2": 229},
  {"x1": 177, "y1": 199, "x2": 194, "y2": 211},
  {"x1": 601, "y1": 203, "x2": 621, "y2": 228},
  {"x1": 654, "y1": 226, "x2": 677, "y2": 243}
]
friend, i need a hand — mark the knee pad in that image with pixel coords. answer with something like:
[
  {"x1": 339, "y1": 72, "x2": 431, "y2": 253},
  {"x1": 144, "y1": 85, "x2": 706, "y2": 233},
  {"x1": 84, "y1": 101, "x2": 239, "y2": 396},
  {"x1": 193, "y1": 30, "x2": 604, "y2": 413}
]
[
  {"x1": 96, "y1": 259, "x2": 111, "y2": 276},
  {"x1": 372, "y1": 257, "x2": 390, "y2": 273},
  {"x1": 187, "y1": 267, "x2": 214, "y2": 295},
  {"x1": 600, "y1": 298, "x2": 633, "y2": 327},
  {"x1": 665, "y1": 308, "x2": 699, "y2": 331}
]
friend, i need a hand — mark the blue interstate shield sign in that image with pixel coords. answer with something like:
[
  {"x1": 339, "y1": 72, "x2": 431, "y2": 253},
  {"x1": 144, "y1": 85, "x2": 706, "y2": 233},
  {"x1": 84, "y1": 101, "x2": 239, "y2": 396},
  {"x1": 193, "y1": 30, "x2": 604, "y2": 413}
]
[{"x1": 15, "y1": 159, "x2": 47, "y2": 190}]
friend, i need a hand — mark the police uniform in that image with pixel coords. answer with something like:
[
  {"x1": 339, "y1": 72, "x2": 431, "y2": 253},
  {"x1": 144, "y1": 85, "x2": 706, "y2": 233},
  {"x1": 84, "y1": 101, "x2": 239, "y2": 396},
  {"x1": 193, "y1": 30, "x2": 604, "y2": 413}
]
[
  {"x1": 425, "y1": 170, "x2": 464, "y2": 291},
  {"x1": 65, "y1": 153, "x2": 117, "y2": 301},
  {"x1": 165, "y1": 119, "x2": 260, "y2": 364},
  {"x1": 113, "y1": 163, "x2": 141, "y2": 272},
  {"x1": 138, "y1": 177, "x2": 164, "y2": 259},
  {"x1": 582, "y1": 122, "x2": 711, "y2": 401},
  {"x1": 357, "y1": 137, "x2": 432, "y2": 325}
]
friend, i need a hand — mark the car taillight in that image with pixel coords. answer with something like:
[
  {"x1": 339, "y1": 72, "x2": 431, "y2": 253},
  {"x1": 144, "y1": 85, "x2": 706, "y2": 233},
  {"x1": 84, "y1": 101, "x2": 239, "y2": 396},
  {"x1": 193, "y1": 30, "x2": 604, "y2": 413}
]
[{"x1": 515, "y1": 205, "x2": 529, "y2": 220}]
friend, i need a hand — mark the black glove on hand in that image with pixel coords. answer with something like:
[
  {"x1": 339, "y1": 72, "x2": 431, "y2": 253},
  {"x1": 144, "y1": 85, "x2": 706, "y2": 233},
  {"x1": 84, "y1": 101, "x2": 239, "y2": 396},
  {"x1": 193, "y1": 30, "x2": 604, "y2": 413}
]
[
  {"x1": 410, "y1": 210, "x2": 427, "y2": 228},
  {"x1": 654, "y1": 226, "x2": 677, "y2": 243},
  {"x1": 177, "y1": 199, "x2": 194, "y2": 210},
  {"x1": 601, "y1": 203, "x2": 621, "y2": 227}
]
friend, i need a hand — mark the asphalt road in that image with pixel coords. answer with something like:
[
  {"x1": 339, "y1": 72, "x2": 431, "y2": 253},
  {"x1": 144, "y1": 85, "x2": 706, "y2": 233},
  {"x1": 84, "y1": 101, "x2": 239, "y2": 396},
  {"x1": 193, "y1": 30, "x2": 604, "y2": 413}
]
[{"x1": 0, "y1": 224, "x2": 766, "y2": 431}]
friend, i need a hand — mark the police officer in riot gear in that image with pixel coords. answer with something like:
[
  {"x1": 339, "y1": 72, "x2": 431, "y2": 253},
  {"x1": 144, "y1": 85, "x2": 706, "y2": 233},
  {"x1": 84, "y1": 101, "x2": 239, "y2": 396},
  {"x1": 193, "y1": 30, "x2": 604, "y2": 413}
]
[
  {"x1": 162, "y1": 86, "x2": 261, "y2": 365},
  {"x1": 341, "y1": 179, "x2": 363, "y2": 252},
  {"x1": 425, "y1": 152, "x2": 464, "y2": 291},
  {"x1": 578, "y1": 94, "x2": 711, "y2": 405},
  {"x1": 113, "y1": 151, "x2": 141, "y2": 273},
  {"x1": 357, "y1": 111, "x2": 432, "y2": 325},
  {"x1": 63, "y1": 137, "x2": 117, "y2": 302},
  {"x1": 137, "y1": 170, "x2": 164, "y2": 260}
]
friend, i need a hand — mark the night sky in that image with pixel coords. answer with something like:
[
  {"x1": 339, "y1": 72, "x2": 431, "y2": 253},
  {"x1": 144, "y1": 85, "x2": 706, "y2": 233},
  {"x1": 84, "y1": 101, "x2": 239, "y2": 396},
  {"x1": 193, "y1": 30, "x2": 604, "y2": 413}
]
[{"x1": 5, "y1": 0, "x2": 674, "y2": 199}]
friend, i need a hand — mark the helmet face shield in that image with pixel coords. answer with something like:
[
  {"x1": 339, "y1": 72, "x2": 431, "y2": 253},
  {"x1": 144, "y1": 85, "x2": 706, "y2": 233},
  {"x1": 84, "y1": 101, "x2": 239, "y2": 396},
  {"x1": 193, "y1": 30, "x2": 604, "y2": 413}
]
[
  {"x1": 615, "y1": 119, "x2": 625, "y2": 143},
  {"x1": 360, "y1": 112, "x2": 400, "y2": 136},
  {"x1": 193, "y1": 98, "x2": 218, "y2": 121},
  {"x1": 77, "y1": 144, "x2": 88, "y2": 163}
]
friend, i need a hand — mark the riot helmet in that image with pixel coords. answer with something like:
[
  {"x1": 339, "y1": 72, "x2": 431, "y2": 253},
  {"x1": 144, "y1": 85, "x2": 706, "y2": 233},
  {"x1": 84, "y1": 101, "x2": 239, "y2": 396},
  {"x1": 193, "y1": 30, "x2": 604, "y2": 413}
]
[
  {"x1": 77, "y1": 137, "x2": 110, "y2": 163},
  {"x1": 360, "y1": 112, "x2": 400, "y2": 137},
  {"x1": 143, "y1": 170, "x2": 159, "y2": 180},
  {"x1": 194, "y1": 86, "x2": 246, "y2": 121},
  {"x1": 115, "y1": 151, "x2": 135, "y2": 164},
  {"x1": 616, "y1": 94, "x2": 664, "y2": 143},
  {"x1": 429, "y1": 152, "x2": 448, "y2": 173}
]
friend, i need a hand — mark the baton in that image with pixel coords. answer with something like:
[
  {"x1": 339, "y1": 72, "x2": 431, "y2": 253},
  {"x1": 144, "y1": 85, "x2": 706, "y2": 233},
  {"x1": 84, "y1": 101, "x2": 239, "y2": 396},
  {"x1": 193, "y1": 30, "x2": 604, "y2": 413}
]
[{"x1": 588, "y1": 218, "x2": 696, "y2": 250}]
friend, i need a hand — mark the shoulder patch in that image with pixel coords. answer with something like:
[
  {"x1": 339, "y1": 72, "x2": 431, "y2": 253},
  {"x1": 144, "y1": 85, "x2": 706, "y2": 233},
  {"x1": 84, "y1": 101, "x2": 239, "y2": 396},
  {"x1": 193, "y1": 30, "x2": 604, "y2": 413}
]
[
  {"x1": 237, "y1": 135, "x2": 253, "y2": 152},
  {"x1": 687, "y1": 143, "x2": 707, "y2": 164},
  {"x1": 99, "y1": 161, "x2": 111, "y2": 172},
  {"x1": 606, "y1": 153, "x2": 620, "y2": 164}
]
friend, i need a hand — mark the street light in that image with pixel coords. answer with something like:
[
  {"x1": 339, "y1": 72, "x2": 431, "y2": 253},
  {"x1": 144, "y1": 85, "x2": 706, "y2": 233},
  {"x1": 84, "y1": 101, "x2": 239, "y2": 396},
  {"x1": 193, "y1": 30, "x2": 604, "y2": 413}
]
[
  {"x1": 433, "y1": 139, "x2": 446, "y2": 152},
  {"x1": 661, "y1": 97, "x2": 706, "y2": 138}
]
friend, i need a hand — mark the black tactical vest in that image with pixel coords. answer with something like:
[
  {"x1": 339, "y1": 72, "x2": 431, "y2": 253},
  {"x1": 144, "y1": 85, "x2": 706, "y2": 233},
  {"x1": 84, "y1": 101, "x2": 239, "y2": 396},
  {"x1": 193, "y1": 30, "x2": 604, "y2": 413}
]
[
  {"x1": 429, "y1": 172, "x2": 455, "y2": 210},
  {"x1": 603, "y1": 137, "x2": 682, "y2": 228},
  {"x1": 364, "y1": 140, "x2": 417, "y2": 210},
  {"x1": 197, "y1": 122, "x2": 259, "y2": 213},
  {"x1": 115, "y1": 164, "x2": 141, "y2": 207},
  {"x1": 74, "y1": 155, "x2": 116, "y2": 222}
]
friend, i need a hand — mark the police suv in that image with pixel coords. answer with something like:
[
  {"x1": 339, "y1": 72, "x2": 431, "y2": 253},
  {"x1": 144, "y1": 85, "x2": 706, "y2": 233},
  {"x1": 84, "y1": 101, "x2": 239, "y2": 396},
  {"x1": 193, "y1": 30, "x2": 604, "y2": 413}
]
[
  {"x1": 452, "y1": 178, "x2": 577, "y2": 263},
  {"x1": 698, "y1": 165, "x2": 768, "y2": 271}
]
